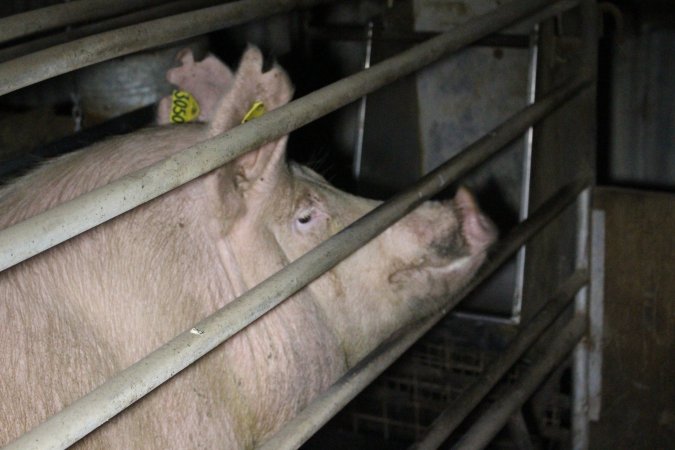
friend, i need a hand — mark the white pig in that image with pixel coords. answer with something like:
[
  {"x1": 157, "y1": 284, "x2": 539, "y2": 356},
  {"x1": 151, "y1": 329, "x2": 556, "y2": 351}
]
[{"x1": 0, "y1": 47, "x2": 496, "y2": 449}]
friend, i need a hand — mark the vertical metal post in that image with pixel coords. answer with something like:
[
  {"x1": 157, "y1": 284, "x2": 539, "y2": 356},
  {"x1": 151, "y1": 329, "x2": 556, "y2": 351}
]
[
  {"x1": 572, "y1": 188, "x2": 591, "y2": 450},
  {"x1": 572, "y1": 1, "x2": 598, "y2": 448},
  {"x1": 588, "y1": 209, "x2": 605, "y2": 420},
  {"x1": 353, "y1": 21, "x2": 374, "y2": 181},
  {"x1": 508, "y1": 409, "x2": 536, "y2": 450},
  {"x1": 513, "y1": 24, "x2": 540, "y2": 321}
]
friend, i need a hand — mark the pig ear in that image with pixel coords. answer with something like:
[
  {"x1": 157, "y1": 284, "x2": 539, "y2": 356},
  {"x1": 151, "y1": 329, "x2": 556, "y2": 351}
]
[
  {"x1": 157, "y1": 49, "x2": 235, "y2": 124},
  {"x1": 208, "y1": 45, "x2": 294, "y2": 137},
  {"x1": 234, "y1": 136, "x2": 288, "y2": 190},
  {"x1": 172, "y1": 48, "x2": 195, "y2": 68},
  {"x1": 454, "y1": 187, "x2": 497, "y2": 249}
]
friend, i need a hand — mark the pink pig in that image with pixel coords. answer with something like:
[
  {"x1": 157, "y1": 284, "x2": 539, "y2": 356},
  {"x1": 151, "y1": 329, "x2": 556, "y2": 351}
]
[{"x1": 0, "y1": 47, "x2": 496, "y2": 449}]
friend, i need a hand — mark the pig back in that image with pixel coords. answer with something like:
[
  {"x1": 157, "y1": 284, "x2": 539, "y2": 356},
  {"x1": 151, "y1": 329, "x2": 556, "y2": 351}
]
[{"x1": 0, "y1": 124, "x2": 345, "y2": 448}]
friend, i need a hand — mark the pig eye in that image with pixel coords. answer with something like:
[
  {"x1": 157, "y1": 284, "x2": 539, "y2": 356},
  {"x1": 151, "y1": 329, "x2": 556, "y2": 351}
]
[
  {"x1": 294, "y1": 207, "x2": 322, "y2": 234},
  {"x1": 294, "y1": 200, "x2": 329, "y2": 234},
  {"x1": 298, "y1": 212, "x2": 312, "y2": 224}
]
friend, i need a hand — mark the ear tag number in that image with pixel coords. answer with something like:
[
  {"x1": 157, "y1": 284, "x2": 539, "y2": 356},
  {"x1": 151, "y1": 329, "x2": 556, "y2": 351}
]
[
  {"x1": 241, "y1": 101, "x2": 266, "y2": 124},
  {"x1": 170, "y1": 90, "x2": 200, "y2": 124}
]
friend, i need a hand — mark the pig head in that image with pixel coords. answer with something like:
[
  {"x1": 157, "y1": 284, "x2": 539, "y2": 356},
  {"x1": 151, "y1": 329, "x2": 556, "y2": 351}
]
[{"x1": 0, "y1": 46, "x2": 496, "y2": 449}]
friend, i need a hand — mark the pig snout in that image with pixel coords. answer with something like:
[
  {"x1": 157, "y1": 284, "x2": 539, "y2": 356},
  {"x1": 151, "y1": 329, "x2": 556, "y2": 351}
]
[
  {"x1": 452, "y1": 186, "x2": 497, "y2": 255},
  {"x1": 387, "y1": 187, "x2": 497, "y2": 300}
]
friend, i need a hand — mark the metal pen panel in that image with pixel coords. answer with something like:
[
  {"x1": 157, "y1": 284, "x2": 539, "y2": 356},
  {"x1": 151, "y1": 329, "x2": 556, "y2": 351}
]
[
  {"x1": 2, "y1": 74, "x2": 591, "y2": 450},
  {"x1": 0, "y1": 1, "x2": 595, "y2": 448},
  {"x1": 411, "y1": 269, "x2": 588, "y2": 450},
  {"x1": 451, "y1": 316, "x2": 587, "y2": 450},
  {"x1": 0, "y1": 0, "x2": 570, "y2": 273}
]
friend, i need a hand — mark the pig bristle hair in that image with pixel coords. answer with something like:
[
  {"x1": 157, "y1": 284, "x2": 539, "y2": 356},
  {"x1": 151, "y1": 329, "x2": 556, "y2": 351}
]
[
  {"x1": 303, "y1": 147, "x2": 332, "y2": 175},
  {"x1": 0, "y1": 151, "x2": 55, "y2": 188}
]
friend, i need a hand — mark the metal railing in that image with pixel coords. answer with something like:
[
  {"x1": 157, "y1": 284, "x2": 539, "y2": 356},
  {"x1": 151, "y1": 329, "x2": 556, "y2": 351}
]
[
  {"x1": 0, "y1": 0, "x2": 227, "y2": 62},
  {"x1": 0, "y1": 0, "x2": 562, "y2": 273},
  {"x1": 0, "y1": 0, "x2": 339, "y2": 97},
  {"x1": 0, "y1": 0, "x2": 167, "y2": 44},
  {"x1": 0, "y1": 0, "x2": 596, "y2": 448}
]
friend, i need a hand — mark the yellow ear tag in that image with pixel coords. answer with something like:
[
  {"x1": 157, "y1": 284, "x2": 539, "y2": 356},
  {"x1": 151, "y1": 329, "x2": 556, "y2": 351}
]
[
  {"x1": 241, "y1": 101, "x2": 266, "y2": 124},
  {"x1": 170, "y1": 90, "x2": 200, "y2": 124}
]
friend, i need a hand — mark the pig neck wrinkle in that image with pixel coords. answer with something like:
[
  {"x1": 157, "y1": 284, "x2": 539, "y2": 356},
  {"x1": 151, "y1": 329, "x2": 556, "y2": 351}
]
[
  {"x1": 216, "y1": 235, "x2": 249, "y2": 299},
  {"x1": 202, "y1": 169, "x2": 248, "y2": 300}
]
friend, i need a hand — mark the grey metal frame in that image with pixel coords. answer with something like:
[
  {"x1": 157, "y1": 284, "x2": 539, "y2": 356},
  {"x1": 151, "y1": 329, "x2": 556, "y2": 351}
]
[
  {"x1": 0, "y1": 0, "x2": 228, "y2": 63},
  {"x1": 0, "y1": 0, "x2": 167, "y2": 44},
  {"x1": 452, "y1": 315, "x2": 587, "y2": 449},
  {"x1": 0, "y1": 0, "x2": 340, "y2": 97},
  {"x1": 0, "y1": 0, "x2": 599, "y2": 448},
  {"x1": 411, "y1": 269, "x2": 588, "y2": 450}
]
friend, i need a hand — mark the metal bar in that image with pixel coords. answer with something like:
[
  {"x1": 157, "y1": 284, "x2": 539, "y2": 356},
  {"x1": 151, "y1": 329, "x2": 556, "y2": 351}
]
[
  {"x1": 258, "y1": 177, "x2": 590, "y2": 450},
  {"x1": 0, "y1": 0, "x2": 226, "y2": 63},
  {"x1": 410, "y1": 269, "x2": 588, "y2": 450},
  {"x1": 507, "y1": 409, "x2": 536, "y2": 450},
  {"x1": 572, "y1": 188, "x2": 591, "y2": 450},
  {"x1": 451, "y1": 316, "x2": 586, "y2": 450},
  {"x1": 520, "y1": 0, "x2": 580, "y2": 30},
  {"x1": 0, "y1": 0, "x2": 577, "y2": 98},
  {"x1": 513, "y1": 23, "x2": 540, "y2": 321},
  {"x1": 580, "y1": 0, "x2": 599, "y2": 80},
  {"x1": 306, "y1": 0, "x2": 579, "y2": 46},
  {"x1": 571, "y1": 1, "x2": 598, "y2": 447},
  {"x1": 307, "y1": 27, "x2": 531, "y2": 48},
  {"x1": 0, "y1": 0, "x2": 167, "y2": 45},
  {"x1": 353, "y1": 21, "x2": 373, "y2": 181},
  {"x1": 0, "y1": 0, "x2": 339, "y2": 97},
  {"x1": 2, "y1": 75, "x2": 591, "y2": 450},
  {"x1": 588, "y1": 209, "x2": 605, "y2": 420},
  {"x1": 0, "y1": 0, "x2": 579, "y2": 274}
]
